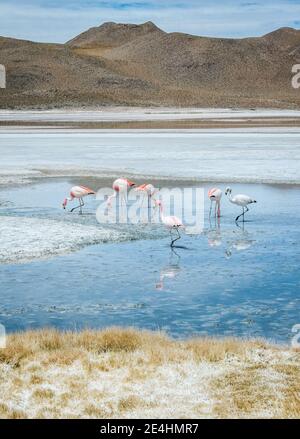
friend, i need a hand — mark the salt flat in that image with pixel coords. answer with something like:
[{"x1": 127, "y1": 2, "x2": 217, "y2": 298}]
[{"x1": 0, "y1": 127, "x2": 300, "y2": 185}]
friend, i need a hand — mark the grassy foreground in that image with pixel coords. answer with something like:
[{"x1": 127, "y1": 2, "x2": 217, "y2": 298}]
[{"x1": 0, "y1": 328, "x2": 299, "y2": 419}]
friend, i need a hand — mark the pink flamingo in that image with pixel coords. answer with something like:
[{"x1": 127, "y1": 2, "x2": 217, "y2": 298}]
[
  {"x1": 135, "y1": 183, "x2": 158, "y2": 208},
  {"x1": 107, "y1": 178, "x2": 135, "y2": 207},
  {"x1": 155, "y1": 200, "x2": 184, "y2": 247},
  {"x1": 208, "y1": 188, "x2": 222, "y2": 218},
  {"x1": 62, "y1": 185, "x2": 95, "y2": 214}
]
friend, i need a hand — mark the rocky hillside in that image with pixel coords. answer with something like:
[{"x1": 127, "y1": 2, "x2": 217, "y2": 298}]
[{"x1": 0, "y1": 22, "x2": 300, "y2": 108}]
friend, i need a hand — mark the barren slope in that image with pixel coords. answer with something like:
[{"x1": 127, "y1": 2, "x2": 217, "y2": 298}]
[{"x1": 1, "y1": 23, "x2": 300, "y2": 108}]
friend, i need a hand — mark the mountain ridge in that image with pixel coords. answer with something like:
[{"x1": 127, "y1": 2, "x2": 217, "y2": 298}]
[{"x1": 0, "y1": 22, "x2": 300, "y2": 109}]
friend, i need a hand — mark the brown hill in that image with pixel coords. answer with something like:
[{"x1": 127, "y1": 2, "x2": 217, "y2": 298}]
[
  {"x1": 1, "y1": 22, "x2": 300, "y2": 108},
  {"x1": 67, "y1": 21, "x2": 164, "y2": 49}
]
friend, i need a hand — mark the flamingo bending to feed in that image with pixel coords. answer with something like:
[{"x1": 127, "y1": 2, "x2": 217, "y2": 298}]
[
  {"x1": 155, "y1": 200, "x2": 184, "y2": 247},
  {"x1": 107, "y1": 178, "x2": 135, "y2": 207},
  {"x1": 225, "y1": 187, "x2": 257, "y2": 222},
  {"x1": 208, "y1": 188, "x2": 222, "y2": 217},
  {"x1": 135, "y1": 183, "x2": 157, "y2": 208},
  {"x1": 62, "y1": 185, "x2": 95, "y2": 214}
]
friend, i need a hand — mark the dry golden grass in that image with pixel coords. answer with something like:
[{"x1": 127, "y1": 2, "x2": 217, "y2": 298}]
[{"x1": 0, "y1": 327, "x2": 299, "y2": 419}]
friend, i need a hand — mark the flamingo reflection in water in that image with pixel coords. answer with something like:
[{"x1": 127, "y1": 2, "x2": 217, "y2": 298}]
[
  {"x1": 225, "y1": 222, "x2": 256, "y2": 258},
  {"x1": 156, "y1": 249, "x2": 181, "y2": 291},
  {"x1": 207, "y1": 216, "x2": 222, "y2": 248},
  {"x1": 205, "y1": 217, "x2": 255, "y2": 258}
]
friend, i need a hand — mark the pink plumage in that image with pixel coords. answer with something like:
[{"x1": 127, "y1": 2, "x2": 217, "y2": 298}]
[
  {"x1": 107, "y1": 178, "x2": 136, "y2": 207},
  {"x1": 155, "y1": 200, "x2": 184, "y2": 247},
  {"x1": 208, "y1": 187, "x2": 222, "y2": 218},
  {"x1": 62, "y1": 185, "x2": 95, "y2": 213},
  {"x1": 135, "y1": 183, "x2": 158, "y2": 208}
]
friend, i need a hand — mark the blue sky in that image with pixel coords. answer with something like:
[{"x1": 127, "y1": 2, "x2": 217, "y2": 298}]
[{"x1": 1, "y1": 0, "x2": 300, "y2": 42}]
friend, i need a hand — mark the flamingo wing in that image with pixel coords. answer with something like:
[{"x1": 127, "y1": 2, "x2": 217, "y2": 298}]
[
  {"x1": 113, "y1": 178, "x2": 134, "y2": 191},
  {"x1": 233, "y1": 194, "x2": 255, "y2": 205},
  {"x1": 208, "y1": 188, "x2": 218, "y2": 198},
  {"x1": 71, "y1": 186, "x2": 94, "y2": 198},
  {"x1": 125, "y1": 179, "x2": 135, "y2": 187},
  {"x1": 168, "y1": 216, "x2": 184, "y2": 227},
  {"x1": 135, "y1": 183, "x2": 148, "y2": 192},
  {"x1": 79, "y1": 185, "x2": 95, "y2": 195},
  {"x1": 208, "y1": 188, "x2": 222, "y2": 199}
]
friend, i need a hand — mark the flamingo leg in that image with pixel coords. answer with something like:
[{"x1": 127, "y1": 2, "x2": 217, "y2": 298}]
[
  {"x1": 79, "y1": 198, "x2": 84, "y2": 215},
  {"x1": 70, "y1": 199, "x2": 81, "y2": 213},
  {"x1": 235, "y1": 207, "x2": 245, "y2": 222},
  {"x1": 209, "y1": 200, "x2": 213, "y2": 217},
  {"x1": 170, "y1": 227, "x2": 181, "y2": 247},
  {"x1": 169, "y1": 229, "x2": 175, "y2": 247},
  {"x1": 121, "y1": 192, "x2": 127, "y2": 207},
  {"x1": 140, "y1": 192, "x2": 146, "y2": 209},
  {"x1": 70, "y1": 198, "x2": 85, "y2": 214},
  {"x1": 151, "y1": 195, "x2": 157, "y2": 208},
  {"x1": 217, "y1": 201, "x2": 221, "y2": 218},
  {"x1": 244, "y1": 206, "x2": 249, "y2": 221}
]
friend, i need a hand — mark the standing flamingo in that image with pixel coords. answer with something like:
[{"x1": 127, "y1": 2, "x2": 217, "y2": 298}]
[
  {"x1": 135, "y1": 183, "x2": 158, "y2": 208},
  {"x1": 62, "y1": 185, "x2": 95, "y2": 214},
  {"x1": 225, "y1": 187, "x2": 257, "y2": 222},
  {"x1": 107, "y1": 178, "x2": 135, "y2": 207},
  {"x1": 208, "y1": 188, "x2": 222, "y2": 218},
  {"x1": 155, "y1": 200, "x2": 184, "y2": 247}
]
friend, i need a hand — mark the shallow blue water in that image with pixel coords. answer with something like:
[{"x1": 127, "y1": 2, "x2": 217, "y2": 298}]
[{"x1": 0, "y1": 181, "x2": 299, "y2": 343}]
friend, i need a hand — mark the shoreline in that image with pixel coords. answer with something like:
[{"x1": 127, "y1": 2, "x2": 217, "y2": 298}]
[
  {"x1": 1, "y1": 173, "x2": 300, "y2": 191},
  {"x1": 2, "y1": 119, "x2": 300, "y2": 130},
  {"x1": 0, "y1": 327, "x2": 299, "y2": 419},
  {"x1": 1, "y1": 108, "x2": 300, "y2": 129}
]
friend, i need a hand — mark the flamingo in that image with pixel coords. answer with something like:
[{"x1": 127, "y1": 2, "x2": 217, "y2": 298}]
[
  {"x1": 208, "y1": 187, "x2": 222, "y2": 218},
  {"x1": 135, "y1": 183, "x2": 158, "y2": 208},
  {"x1": 225, "y1": 187, "x2": 257, "y2": 222},
  {"x1": 62, "y1": 185, "x2": 95, "y2": 214},
  {"x1": 107, "y1": 178, "x2": 135, "y2": 207},
  {"x1": 155, "y1": 200, "x2": 184, "y2": 247}
]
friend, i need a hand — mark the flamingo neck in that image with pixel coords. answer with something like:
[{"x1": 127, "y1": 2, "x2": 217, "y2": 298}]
[
  {"x1": 159, "y1": 204, "x2": 165, "y2": 220},
  {"x1": 63, "y1": 196, "x2": 73, "y2": 207},
  {"x1": 107, "y1": 193, "x2": 116, "y2": 207}
]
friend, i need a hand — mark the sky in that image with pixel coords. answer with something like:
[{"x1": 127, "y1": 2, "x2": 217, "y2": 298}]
[{"x1": 0, "y1": 0, "x2": 300, "y2": 43}]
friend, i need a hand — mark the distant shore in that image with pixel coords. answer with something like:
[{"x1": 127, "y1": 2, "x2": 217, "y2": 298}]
[
  {"x1": 0, "y1": 328, "x2": 299, "y2": 419},
  {"x1": 1, "y1": 108, "x2": 300, "y2": 129}
]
